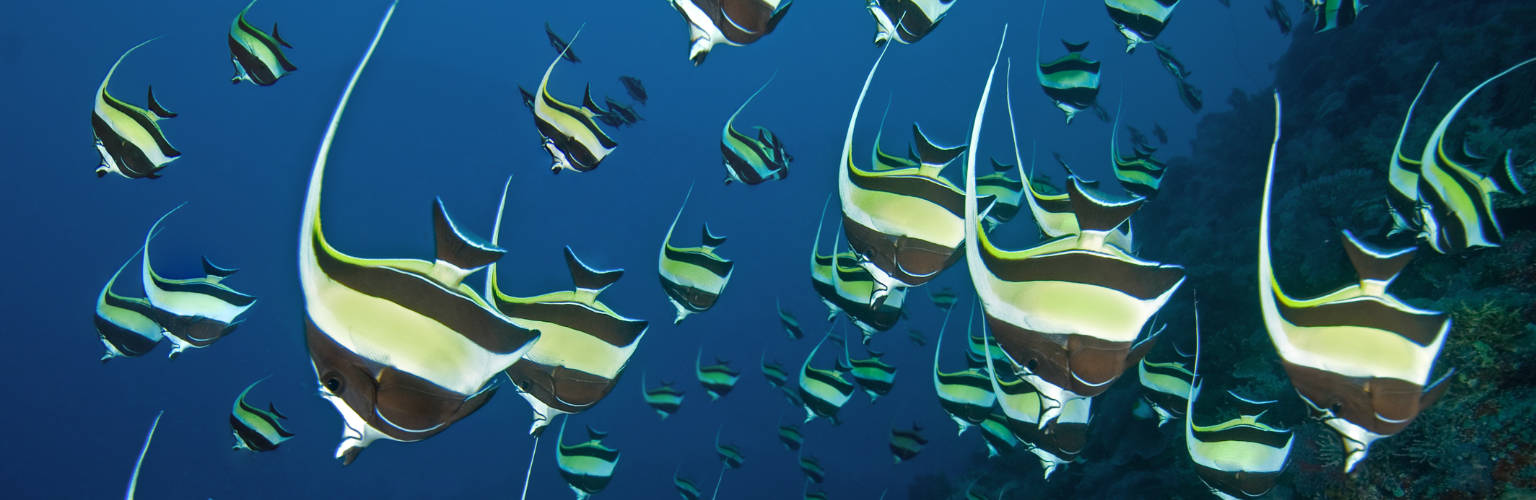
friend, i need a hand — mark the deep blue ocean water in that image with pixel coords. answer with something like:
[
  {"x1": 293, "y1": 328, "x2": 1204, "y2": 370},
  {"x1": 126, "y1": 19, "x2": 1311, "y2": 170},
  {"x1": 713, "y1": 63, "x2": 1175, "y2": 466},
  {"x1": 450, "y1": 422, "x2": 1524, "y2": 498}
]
[{"x1": 0, "y1": 1, "x2": 1290, "y2": 498}]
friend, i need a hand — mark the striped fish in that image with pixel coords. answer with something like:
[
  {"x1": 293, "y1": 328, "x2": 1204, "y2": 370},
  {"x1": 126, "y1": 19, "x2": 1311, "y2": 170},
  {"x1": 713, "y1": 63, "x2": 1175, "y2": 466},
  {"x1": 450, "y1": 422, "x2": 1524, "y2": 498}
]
[
  {"x1": 778, "y1": 299, "x2": 804, "y2": 340},
  {"x1": 532, "y1": 27, "x2": 618, "y2": 173},
  {"x1": 1151, "y1": 42, "x2": 1189, "y2": 79},
  {"x1": 1411, "y1": 58, "x2": 1533, "y2": 253},
  {"x1": 976, "y1": 159, "x2": 1025, "y2": 230},
  {"x1": 928, "y1": 287, "x2": 958, "y2": 310},
  {"x1": 713, "y1": 427, "x2": 746, "y2": 499},
  {"x1": 908, "y1": 329, "x2": 927, "y2": 347},
  {"x1": 228, "y1": 0, "x2": 296, "y2": 86},
  {"x1": 845, "y1": 341, "x2": 897, "y2": 401},
  {"x1": 619, "y1": 76, "x2": 647, "y2": 105},
  {"x1": 805, "y1": 490, "x2": 828, "y2": 500},
  {"x1": 838, "y1": 46, "x2": 968, "y2": 302},
  {"x1": 722, "y1": 74, "x2": 791, "y2": 185},
  {"x1": 124, "y1": 411, "x2": 163, "y2": 500},
  {"x1": 1309, "y1": 0, "x2": 1364, "y2": 33},
  {"x1": 978, "y1": 410, "x2": 1019, "y2": 458},
  {"x1": 1136, "y1": 334, "x2": 1193, "y2": 427},
  {"x1": 778, "y1": 424, "x2": 803, "y2": 451},
  {"x1": 1385, "y1": 65, "x2": 1438, "y2": 238},
  {"x1": 1036, "y1": 37, "x2": 1102, "y2": 125},
  {"x1": 230, "y1": 378, "x2": 294, "y2": 452},
  {"x1": 1104, "y1": 0, "x2": 1182, "y2": 53},
  {"x1": 866, "y1": 0, "x2": 958, "y2": 46},
  {"x1": 95, "y1": 245, "x2": 164, "y2": 361},
  {"x1": 92, "y1": 38, "x2": 179, "y2": 179},
  {"x1": 696, "y1": 347, "x2": 741, "y2": 400},
  {"x1": 545, "y1": 22, "x2": 581, "y2": 64},
  {"x1": 933, "y1": 305, "x2": 997, "y2": 435},
  {"x1": 1258, "y1": 93, "x2": 1452, "y2": 473},
  {"x1": 585, "y1": 424, "x2": 609, "y2": 440},
  {"x1": 555, "y1": 419, "x2": 620, "y2": 500},
  {"x1": 299, "y1": 5, "x2": 542, "y2": 464},
  {"x1": 980, "y1": 324, "x2": 1088, "y2": 479},
  {"x1": 641, "y1": 372, "x2": 685, "y2": 419},
  {"x1": 808, "y1": 198, "x2": 909, "y2": 339},
  {"x1": 675, "y1": 470, "x2": 702, "y2": 500},
  {"x1": 963, "y1": 306, "x2": 1009, "y2": 370},
  {"x1": 797, "y1": 326, "x2": 856, "y2": 423},
  {"x1": 967, "y1": 43, "x2": 1181, "y2": 422},
  {"x1": 140, "y1": 205, "x2": 257, "y2": 359},
  {"x1": 659, "y1": 187, "x2": 734, "y2": 323},
  {"x1": 1111, "y1": 107, "x2": 1168, "y2": 198},
  {"x1": 668, "y1": 0, "x2": 793, "y2": 65},
  {"x1": 761, "y1": 353, "x2": 789, "y2": 388},
  {"x1": 1183, "y1": 322, "x2": 1291, "y2": 500},
  {"x1": 798, "y1": 454, "x2": 825, "y2": 484},
  {"x1": 889, "y1": 423, "x2": 927, "y2": 463}
]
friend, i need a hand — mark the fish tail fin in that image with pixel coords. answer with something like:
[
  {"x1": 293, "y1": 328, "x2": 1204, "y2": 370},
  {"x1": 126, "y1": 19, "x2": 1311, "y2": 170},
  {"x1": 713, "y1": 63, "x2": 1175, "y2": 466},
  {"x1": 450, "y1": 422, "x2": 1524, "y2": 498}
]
[
  {"x1": 268, "y1": 402, "x2": 288, "y2": 420},
  {"x1": 701, "y1": 223, "x2": 727, "y2": 249},
  {"x1": 147, "y1": 86, "x2": 176, "y2": 118},
  {"x1": 564, "y1": 246, "x2": 623, "y2": 297},
  {"x1": 1419, "y1": 368, "x2": 1454, "y2": 410},
  {"x1": 201, "y1": 256, "x2": 239, "y2": 282},
  {"x1": 430, "y1": 197, "x2": 505, "y2": 287},
  {"x1": 1492, "y1": 150, "x2": 1526, "y2": 195},
  {"x1": 911, "y1": 123, "x2": 966, "y2": 168},
  {"x1": 455, "y1": 383, "x2": 499, "y2": 424},
  {"x1": 1066, "y1": 178, "x2": 1143, "y2": 233},
  {"x1": 1060, "y1": 39, "x2": 1089, "y2": 52},
  {"x1": 272, "y1": 22, "x2": 293, "y2": 48},
  {"x1": 1339, "y1": 229, "x2": 1416, "y2": 289}
]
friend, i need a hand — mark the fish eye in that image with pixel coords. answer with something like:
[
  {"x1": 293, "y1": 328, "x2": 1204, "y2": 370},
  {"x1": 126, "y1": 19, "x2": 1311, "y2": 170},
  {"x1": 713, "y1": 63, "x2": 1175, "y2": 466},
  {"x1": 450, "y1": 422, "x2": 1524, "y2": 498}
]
[{"x1": 322, "y1": 371, "x2": 345, "y2": 395}]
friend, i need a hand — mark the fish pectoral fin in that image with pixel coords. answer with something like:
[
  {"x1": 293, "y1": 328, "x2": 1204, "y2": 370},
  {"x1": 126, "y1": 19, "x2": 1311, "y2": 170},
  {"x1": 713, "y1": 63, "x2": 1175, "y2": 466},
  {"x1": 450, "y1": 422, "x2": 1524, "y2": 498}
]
[
  {"x1": 146, "y1": 86, "x2": 177, "y2": 119},
  {"x1": 430, "y1": 197, "x2": 505, "y2": 288}
]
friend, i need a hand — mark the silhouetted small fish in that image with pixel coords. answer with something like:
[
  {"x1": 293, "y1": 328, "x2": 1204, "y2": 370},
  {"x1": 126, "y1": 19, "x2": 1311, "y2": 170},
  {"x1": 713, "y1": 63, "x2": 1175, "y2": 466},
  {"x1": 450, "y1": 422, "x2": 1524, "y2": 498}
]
[
  {"x1": 545, "y1": 22, "x2": 580, "y2": 63},
  {"x1": 668, "y1": 0, "x2": 792, "y2": 65},
  {"x1": 866, "y1": 0, "x2": 959, "y2": 46},
  {"x1": 619, "y1": 75, "x2": 647, "y2": 104}
]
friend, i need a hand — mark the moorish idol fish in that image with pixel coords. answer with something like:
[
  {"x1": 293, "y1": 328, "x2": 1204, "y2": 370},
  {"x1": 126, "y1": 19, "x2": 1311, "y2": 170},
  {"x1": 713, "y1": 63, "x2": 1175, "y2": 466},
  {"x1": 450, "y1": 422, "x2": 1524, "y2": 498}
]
[
  {"x1": 1409, "y1": 58, "x2": 1534, "y2": 253},
  {"x1": 696, "y1": 347, "x2": 742, "y2": 401},
  {"x1": 846, "y1": 340, "x2": 897, "y2": 401},
  {"x1": 605, "y1": 98, "x2": 643, "y2": 125},
  {"x1": 1111, "y1": 107, "x2": 1169, "y2": 198},
  {"x1": 1264, "y1": 0, "x2": 1292, "y2": 35},
  {"x1": 980, "y1": 323, "x2": 1089, "y2": 479},
  {"x1": 1258, "y1": 93, "x2": 1451, "y2": 473},
  {"x1": 1309, "y1": 0, "x2": 1363, "y2": 33},
  {"x1": 93, "y1": 38, "x2": 180, "y2": 179},
  {"x1": 619, "y1": 76, "x2": 647, "y2": 105},
  {"x1": 299, "y1": 4, "x2": 542, "y2": 464},
  {"x1": 228, "y1": 0, "x2": 296, "y2": 86},
  {"x1": 141, "y1": 206, "x2": 257, "y2": 359},
  {"x1": 675, "y1": 469, "x2": 702, "y2": 500},
  {"x1": 838, "y1": 45, "x2": 969, "y2": 302},
  {"x1": 668, "y1": 0, "x2": 793, "y2": 65},
  {"x1": 1384, "y1": 65, "x2": 1438, "y2": 239},
  {"x1": 933, "y1": 305, "x2": 997, "y2": 435},
  {"x1": 977, "y1": 159, "x2": 1025, "y2": 230},
  {"x1": 797, "y1": 325, "x2": 857, "y2": 423},
  {"x1": 966, "y1": 46, "x2": 1182, "y2": 419},
  {"x1": 659, "y1": 186, "x2": 734, "y2": 323},
  {"x1": 1184, "y1": 315, "x2": 1293, "y2": 500},
  {"x1": 1036, "y1": 36, "x2": 1102, "y2": 125},
  {"x1": 722, "y1": 74, "x2": 792, "y2": 186},
  {"x1": 545, "y1": 22, "x2": 581, "y2": 63},
  {"x1": 808, "y1": 198, "x2": 909, "y2": 338},
  {"x1": 964, "y1": 303, "x2": 1009, "y2": 370},
  {"x1": 124, "y1": 411, "x2": 163, "y2": 500},
  {"x1": 778, "y1": 299, "x2": 805, "y2": 340},
  {"x1": 230, "y1": 378, "x2": 294, "y2": 452},
  {"x1": 641, "y1": 372, "x2": 685, "y2": 419},
  {"x1": 978, "y1": 410, "x2": 1019, "y2": 458},
  {"x1": 1104, "y1": 0, "x2": 1182, "y2": 53},
  {"x1": 1137, "y1": 334, "x2": 1194, "y2": 427},
  {"x1": 889, "y1": 423, "x2": 927, "y2": 463},
  {"x1": 929, "y1": 287, "x2": 958, "y2": 310},
  {"x1": 908, "y1": 329, "x2": 927, "y2": 346},
  {"x1": 1007, "y1": 85, "x2": 1132, "y2": 249},
  {"x1": 555, "y1": 419, "x2": 621, "y2": 500},
  {"x1": 778, "y1": 424, "x2": 803, "y2": 451},
  {"x1": 95, "y1": 245, "x2": 164, "y2": 361},
  {"x1": 798, "y1": 454, "x2": 825, "y2": 483},
  {"x1": 1175, "y1": 78, "x2": 1203, "y2": 113},
  {"x1": 532, "y1": 27, "x2": 618, "y2": 173},
  {"x1": 762, "y1": 353, "x2": 790, "y2": 388},
  {"x1": 712, "y1": 428, "x2": 746, "y2": 499},
  {"x1": 1152, "y1": 43, "x2": 1189, "y2": 79},
  {"x1": 866, "y1": 0, "x2": 959, "y2": 46}
]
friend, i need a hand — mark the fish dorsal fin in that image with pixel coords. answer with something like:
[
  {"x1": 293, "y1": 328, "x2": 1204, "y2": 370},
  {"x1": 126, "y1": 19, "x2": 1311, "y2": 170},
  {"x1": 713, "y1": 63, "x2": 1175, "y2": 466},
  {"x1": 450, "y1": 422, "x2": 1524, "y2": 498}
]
[
  {"x1": 146, "y1": 86, "x2": 176, "y2": 119},
  {"x1": 1339, "y1": 230, "x2": 1415, "y2": 294},
  {"x1": 1061, "y1": 39, "x2": 1089, "y2": 53},
  {"x1": 124, "y1": 410, "x2": 163, "y2": 500},
  {"x1": 701, "y1": 223, "x2": 726, "y2": 250},
  {"x1": 430, "y1": 197, "x2": 505, "y2": 288},
  {"x1": 1067, "y1": 177, "x2": 1143, "y2": 234},
  {"x1": 201, "y1": 256, "x2": 238, "y2": 282},
  {"x1": 272, "y1": 22, "x2": 292, "y2": 49},
  {"x1": 912, "y1": 122, "x2": 966, "y2": 175},
  {"x1": 564, "y1": 246, "x2": 623, "y2": 300}
]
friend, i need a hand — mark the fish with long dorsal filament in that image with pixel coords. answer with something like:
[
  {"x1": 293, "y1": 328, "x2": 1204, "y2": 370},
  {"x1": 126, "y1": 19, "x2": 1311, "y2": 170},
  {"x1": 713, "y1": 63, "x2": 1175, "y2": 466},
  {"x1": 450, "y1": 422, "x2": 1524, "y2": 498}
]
[
  {"x1": 124, "y1": 411, "x2": 162, "y2": 500},
  {"x1": 230, "y1": 377, "x2": 294, "y2": 452},
  {"x1": 1184, "y1": 305, "x2": 1293, "y2": 499},
  {"x1": 837, "y1": 44, "x2": 969, "y2": 305},
  {"x1": 1136, "y1": 322, "x2": 1193, "y2": 428},
  {"x1": 619, "y1": 76, "x2": 646, "y2": 104},
  {"x1": 778, "y1": 298, "x2": 804, "y2": 340},
  {"x1": 1110, "y1": 103, "x2": 1169, "y2": 198},
  {"x1": 761, "y1": 352, "x2": 789, "y2": 388},
  {"x1": 968, "y1": 40, "x2": 1183, "y2": 423},
  {"x1": 866, "y1": 0, "x2": 958, "y2": 46},
  {"x1": 659, "y1": 186, "x2": 734, "y2": 323},
  {"x1": 711, "y1": 427, "x2": 745, "y2": 500},
  {"x1": 641, "y1": 372, "x2": 685, "y2": 419},
  {"x1": 95, "y1": 244, "x2": 164, "y2": 361},
  {"x1": 1384, "y1": 64, "x2": 1439, "y2": 239},
  {"x1": 675, "y1": 469, "x2": 702, "y2": 500},
  {"x1": 980, "y1": 319, "x2": 1090, "y2": 479},
  {"x1": 964, "y1": 302, "x2": 1010, "y2": 371},
  {"x1": 722, "y1": 73, "x2": 792, "y2": 185},
  {"x1": 93, "y1": 38, "x2": 179, "y2": 179},
  {"x1": 299, "y1": 3, "x2": 541, "y2": 465},
  {"x1": 1036, "y1": 34, "x2": 1103, "y2": 125},
  {"x1": 1105, "y1": 0, "x2": 1182, "y2": 53},
  {"x1": 228, "y1": 0, "x2": 296, "y2": 86},
  {"x1": 798, "y1": 452, "x2": 825, "y2": 484},
  {"x1": 1257, "y1": 92, "x2": 1452, "y2": 473},
  {"x1": 555, "y1": 419, "x2": 621, "y2": 500},
  {"x1": 845, "y1": 336, "x2": 897, "y2": 402},
  {"x1": 1011, "y1": 122, "x2": 1137, "y2": 248},
  {"x1": 808, "y1": 197, "x2": 909, "y2": 339},
  {"x1": 141, "y1": 205, "x2": 257, "y2": 359},
  {"x1": 1308, "y1": 0, "x2": 1363, "y2": 33},
  {"x1": 667, "y1": 0, "x2": 792, "y2": 66},
  {"x1": 889, "y1": 422, "x2": 927, "y2": 463},
  {"x1": 696, "y1": 346, "x2": 741, "y2": 401},
  {"x1": 545, "y1": 22, "x2": 580, "y2": 63},
  {"x1": 531, "y1": 25, "x2": 618, "y2": 173},
  {"x1": 976, "y1": 158, "x2": 1025, "y2": 230},
  {"x1": 797, "y1": 324, "x2": 856, "y2": 423},
  {"x1": 933, "y1": 302, "x2": 998, "y2": 435}
]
